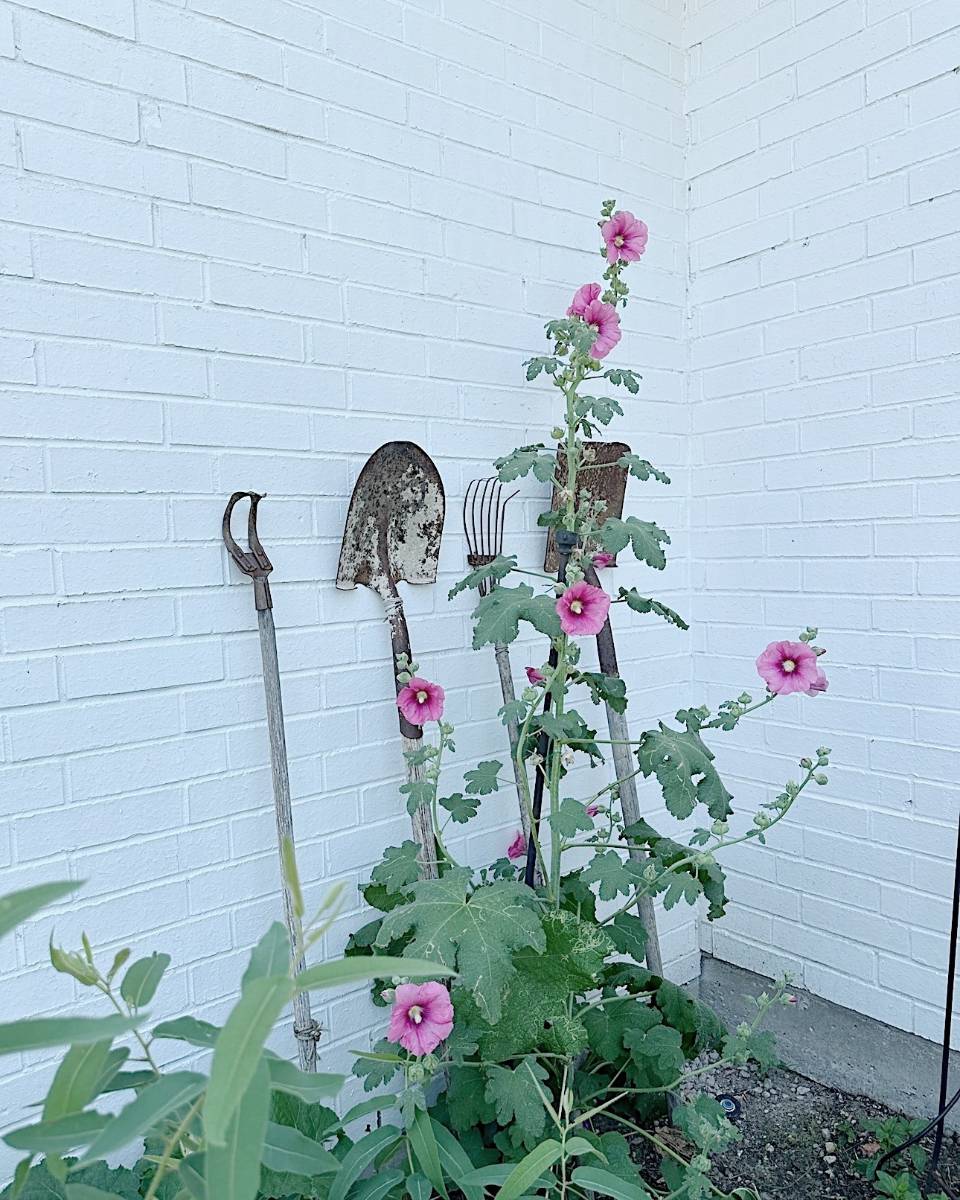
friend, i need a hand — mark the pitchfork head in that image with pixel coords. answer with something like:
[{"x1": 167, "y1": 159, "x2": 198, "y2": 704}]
[{"x1": 463, "y1": 477, "x2": 518, "y2": 595}]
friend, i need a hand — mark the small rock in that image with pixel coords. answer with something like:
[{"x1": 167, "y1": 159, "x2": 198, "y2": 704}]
[
  {"x1": 824, "y1": 1155, "x2": 837, "y2": 1165},
  {"x1": 797, "y1": 1085, "x2": 810, "y2": 1095},
  {"x1": 824, "y1": 1141, "x2": 836, "y2": 1154}
]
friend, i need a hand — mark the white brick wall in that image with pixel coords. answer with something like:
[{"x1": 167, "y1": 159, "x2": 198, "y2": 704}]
[
  {"x1": 687, "y1": 0, "x2": 960, "y2": 1043},
  {"x1": 0, "y1": 0, "x2": 691, "y2": 1168}
]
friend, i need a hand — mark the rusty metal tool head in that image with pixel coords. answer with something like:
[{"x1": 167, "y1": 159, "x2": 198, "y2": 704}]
[
  {"x1": 543, "y1": 441, "x2": 630, "y2": 571},
  {"x1": 463, "y1": 477, "x2": 518, "y2": 595},
  {"x1": 337, "y1": 441, "x2": 445, "y2": 603},
  {"x1": 223, "y1": 490, "x2": 274, "y2": 611}
]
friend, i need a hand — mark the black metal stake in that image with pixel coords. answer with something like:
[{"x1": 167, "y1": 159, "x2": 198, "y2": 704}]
[
  {"x1": 523, "y1": 530, "x2": 577, "y2": 888},
  {"x1": 876, "y1": 810, "x2": 960, "y2": 1196}
]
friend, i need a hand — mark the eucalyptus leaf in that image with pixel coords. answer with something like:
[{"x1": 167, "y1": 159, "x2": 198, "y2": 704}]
[
  {"x1": 0, "y1": 883, "x2": 77, "y2": 944},
  {"x1": 78, "y1": 1072, "x2": 206, "y2": 1165},
  {"x1": 571, "y1": 1167, "x2": 653, "y2": 1200},
  {"x1": 119, "y1": 955, "x2": 170, "y2": 1009},
  {"x1": 44, "y1": 1042, "x2": 114, "y2": 1121},
  {"x1": 5, "y1": 1112, "x2": 110, "y2": 1155},
  {"x1": 494, "y1": 1140, "x2": 562, "y2": 1200},
  {"x1": 328, "y1": 1125, "x2": 401, "y2": 1200},
  {"x1": 409, "y1": 1106, "x2": 447, "y2": 1199},
  {"x1": 205, "y1": 1059, "x2": 269, "y2": 1200},
  {"x1": 266, "y1": 1056, "x2": 343, "y2": 1103},
  {"x1": 241, "y1": 923, "x2": 290, "y2": 991},
  {"x1": 260, "y1": 1121, "x2": 340, "y2": 1177},
  {"x1": 0, "y1": 1016, "x2": 140, "y2": 1057},
  {"x1": 295, "y1": 956, "x2": 454, "y2": 993}
]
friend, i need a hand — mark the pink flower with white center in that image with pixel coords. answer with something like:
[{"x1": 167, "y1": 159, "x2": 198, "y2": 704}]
[
  {"x1": 386, "y1": 982, "x2": 453, "y2": 1056},
  {"x1": 396, "y1": 677, "x2": 445, "y2": 725},
  {"x1": 507, "y1": 831, "x2": 527, "y2": 861},
  {"x1": 755, "y1": 641, "x2": 821, "y2": 696},
  {"x1": 601, "y1": 211, "x2": 648, "y2": 265},
  {"x1": 556, "y1": 580, "x2": 611, "y2": 637},
  {"x1": 586, "y1": 803, "x2": 600, "y2": 818},
  {"x1": 526, "y1": 666, "x2": 546, "y2": 686},
  {"x1": 592, "y1": 551, "x2": 616, "y2": 569},
  {"x1": 810, "y1": 668, "x2": 829, "y2": 695},
  {"x1": 566, "y1": 283, "x2": 621, "y2": 359}
]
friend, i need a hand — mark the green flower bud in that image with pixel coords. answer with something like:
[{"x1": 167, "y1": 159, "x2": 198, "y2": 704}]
[
  {"x1": 799, "y1": 757, "x2": 813, "y2": 770},
  {"x1": 712, "y1": 819, "x2": 729, "y2": 836},
  {"x1": 551, "y1": 427, "x2": 564, "y2": 440},
  {"x1": 815, "y1": 773, "x2": 828, "y2": 785}
]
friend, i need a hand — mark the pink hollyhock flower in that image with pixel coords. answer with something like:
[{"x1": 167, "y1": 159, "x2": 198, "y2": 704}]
[
  {"x1": 507, "y1": 831, "x2": 527, "y2": 861},
  {"x1": 396, "y1": 677, "x2": 445, "y2": 724},
  {"x1": 386, "y1": 981, "x2": 453, "y2": 1056},
  {"x1": 592, "y1": 551, "x2": 616, "y2": 569},
  {"x1": 566, "y1": 283, "x2": 621, "y2": 359},
  {"x1": 526, "y1": 666, "x2": 546, "y2": 685},
  {"x1": 755, "y1": 641, "x2": 821, "y2": 696},
  {"x1": 586, "y1": 803, "x2": 600, "y2": 818},
  {"x1": 601, "y1": 210, "x2": 649, "y2": 265},
  {"x1": 567, "y1": 282, "x2": 601, "y2": 317},
  {"x1": 810, "y1": 668, "x2": 829, "y2": 695},
  {"x1": 556, "y1": 580, "x2": 611, "y2": 637},
  {"x1": 581, "y1": 298, "x2": 621, "y2": 359}
]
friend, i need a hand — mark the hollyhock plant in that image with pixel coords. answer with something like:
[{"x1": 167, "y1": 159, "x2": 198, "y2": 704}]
[
  {"x1": 811, "y1": 668, "x2": 828, "y2": 694},
  {"x1": 601, "y1": 209, "x2": 648, "y2": 264},
  {"x1": 397, "y1": 676, "x2": 445, "y2": 724},
  {"x1": 556, "y1": 580, "x2": 610, "y2": 636},
  {"x1": 506, "y1": 830, "x2": 526, "y2": 861},
  {"x1": 756, "y1": 640, "x2": 823, "y2": 696},
  {"x1": 526, "y1": 666, "x2": 546, "y2": 685},
  {"x1": 592, "y1": 551, "x2": 616, "y2": 569},
  {"x1": 567, "y1": 284, "x2": 621, "y2": 357},
  {"x1": 387, "y1": 981, "x2": 454, "y2": 1056}
]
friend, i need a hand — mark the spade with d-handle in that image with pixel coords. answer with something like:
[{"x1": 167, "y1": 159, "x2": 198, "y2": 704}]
[
  {"x1": 222, "y1": 491, "x2": 319, "y2": 1071},
  {"x1": 541, "y1": 442, "x2": 665, "y2": 977},
  {"x1": 337, "y1": 442, "x2": 445, "y2": 881}
]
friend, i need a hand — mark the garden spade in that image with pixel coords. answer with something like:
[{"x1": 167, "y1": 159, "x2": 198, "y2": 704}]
[
  {"x1": 544, "y1": 444, "x2": 665, "y2": 976},
  {"x1": 336, "y1": 442, "x2": 445, "y2": 881},
  {"x1": 222, "y1": 491, "x2": 319, "y2": 1071}
]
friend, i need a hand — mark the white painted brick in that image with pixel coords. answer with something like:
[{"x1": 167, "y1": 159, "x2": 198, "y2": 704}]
[
  {"x1": 169, "y1": 400, "x2": 310, "y2": 450},
  {"x1": 799, "y1": 15, "x2": 909, "y2": 94},
  {"x1": 157, "y1": 205, "x2": 301, "y2": 271},
  {"x1": 212, "y1": 358, "x2": 347, "y2": 409},
  {"x1": 796, "y1": 251, "x2": 910, "y2": 307},
  {"x1": 191, "y1": 163, "x2": 327, "y2": 231},
  {"x1": 161, "y1": 303, "x2": 303, "y2": 360},
  {"x1": 33, "y1": 235, "x2": 203, "y2": 300},
  {"x1": 0, "y1": 60, "x2": 139, "y2": 141},
  {"x1": 209, "y1": 264, "x2": 341, "y2": 322},
  {"x1": 910, "y1": 149, "x2": 960, "y2": 204},
  {"x1": 42, "y1": 342, "x2": 206, "y2": 397},
  {"x1": 867, "y1": 29, "x2": 960, "y2": 100},
  {"x1": 764, "y1": 300, "x2": 870, "y2": 352},
  {"x1": 3, "y1": 393, "x2": 163, "y2": 444},
  {"x1": 795, "y1": 176, "x2": 907, "y2": 238},
  {"x1": 801, "y1": 328, "x2": 913, "y2": 378},
  {"x1": 0, "y1": 278, "x2": 155, "y2": 343},
  {"x1": 138, "y1": 2, "x2": 282, "y2": 81},
  {"x1": 142, "y1": 104, "x2": 285, "y2": 177},
  {"x1": 63, "y1": 639, "x2": 223, "y2": 699},
  {"x1": 0, "y1": 173, "x2": 152, "y2": 243},
  {"x1": 0, "y1": 495, "x2": 167, "y2": 545},
  {"x1": 0, "y1": 335, "x2": 36, "y2": 385},
  {"x1": 19, "y1": 11, "x2": 185, "y2": 103}
]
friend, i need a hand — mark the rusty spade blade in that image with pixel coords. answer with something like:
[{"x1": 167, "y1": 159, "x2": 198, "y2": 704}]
[
  {"x1": 337, "y1": 441, "x2": 445, "y2": 879},
  {"x1": 544, "y1": 440, "x2": 630, "y2": 571}
]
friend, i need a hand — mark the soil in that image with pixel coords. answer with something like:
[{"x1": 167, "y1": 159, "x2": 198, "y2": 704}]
[{"x1": 629, "y1": 1062, "x2": 960, "y2": 1199}]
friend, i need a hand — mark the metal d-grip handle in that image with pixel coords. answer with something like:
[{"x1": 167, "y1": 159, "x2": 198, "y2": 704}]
[{"x1": 222, "y1": 491, "x2": 273, "y2": 611}]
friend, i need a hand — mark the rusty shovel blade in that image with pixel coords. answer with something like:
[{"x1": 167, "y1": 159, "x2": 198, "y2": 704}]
[
  {"x1": 544, "y1": 440, "x2": 630, "y2": 571},
  {"x1": 337, "y1": 441, "x2": 445, "y2": 598}
]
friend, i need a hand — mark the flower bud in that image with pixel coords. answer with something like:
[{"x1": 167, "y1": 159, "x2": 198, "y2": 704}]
[
  {"x1": 551, "y1": 427, "x2": 564, "y2": 440},
  {"x1": 799, "y1": 757, "x2": 812, "y2": 770},
  {"x1": 814, "y1": 773, "x2": 828, "y2": 786}
]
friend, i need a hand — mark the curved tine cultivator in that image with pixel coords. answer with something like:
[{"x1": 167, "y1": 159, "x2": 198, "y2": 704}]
[
  {"x1": 463, "y1": 477, "x2": 516, "y2": 594},
  {"x1": 462, "y1": 478, "x2": 538, "y2": 865}
]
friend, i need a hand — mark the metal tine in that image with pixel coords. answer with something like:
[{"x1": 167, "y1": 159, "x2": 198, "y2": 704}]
[{"x1": 463, "y1": 476, "x2": 518, "y2": 594}]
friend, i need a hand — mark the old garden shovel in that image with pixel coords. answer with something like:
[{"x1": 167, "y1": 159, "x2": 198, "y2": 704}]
[{"x1": 337, "y1": 442, "x2": 445, "y2": 881}]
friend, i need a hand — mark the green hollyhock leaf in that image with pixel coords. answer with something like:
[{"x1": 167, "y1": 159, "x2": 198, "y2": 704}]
[
  {"x1": 439, "y1": 793, "x2": 480, "y2": 824},
  {"x1": 673, "y1": 1095, "x2": 739, "y2": 1155},
  {"x1": 445, "y1": 1065, "x2": 494, "y2": 1132},
  {"x1": 500, "y1": 699, "x2": 528, "y2": 727},
  {"x1": 578, "y1": 672, "x2": 628, "y2": 715},
  {"x1": 624, "y1": 1022, "x2": 685, "y2": 1084},
  {"x1": 608, "y1": 913, "x2": 648, "y2": 964},
  {"x1": 463, "y1": 761, "x2": 502, "y2": 796},
  {"x1": 618, "y1": 589, "x2": 688, "y2": 631},
  {"x1": 582, "y1": 851, "x2": 641, "y2": 902},
  {"x1": 400, "y1": 778, "x2": 434, "y2": 818},
  {"x1": 472, "y1": 585, "x2": 561, "y2": 650},
  {"x1": 662, "y1": 874, "x2": 703, "y2": 909},
  {"x1": 583, "y1": 1000, "x2": 659, "y2": 1065},
  {"x1": 598, "y1": 517, "x2": 670, "y2": 571},
  {"x1": 374, "y1": 870, "x2": 544, "y2": 1024},
  {"x1": 617, "y1": 454, "x2": 669, "y2": 485},
  {"x1": 547, "y1": 798, "x2": 594, "y2": 839},
  {"x1": 637, "y1": 723, "x2": 733, "y2": 821},
  {"x1": 371, "y1": 842, "x2": 422, "y2": 896},
  {"x1": 448, "y1": 555, "x2": 517, "y2": 600},
  {"x1": 353, "y1": 1039, "x2": 402, "y2": 1092},
  {"x1": 494, "y1": 446, "x2": 556, "y2": 484},
  {"x1": 484, "y1": 1059, "x2": 549, "y2": 1150}
]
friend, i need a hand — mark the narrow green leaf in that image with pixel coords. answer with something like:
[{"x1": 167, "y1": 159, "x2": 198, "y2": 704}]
[
  {"x1": 152, "y1": 1016, "x2": 220, "y2": 1048},
  {"x1": 431, "y1": 1120, "x2": 481, "y2": 1200},
  {"x1": 206, "y1": 1058, "x2": 270, "y2": 1200},
  {"x1": 352, "y1": 1169, "x2": 404, "y2": 1200},
  {"x1": 570, "y1": 1167, "x2": 653, "y2": 1200},
  {"x1": 333, "y1": 1094, "x2": 399, "y2": 1131},
  {"x1": 295, "y1": 956, "x2": 453, "y2": 993},
  {"x1": 265, "y1": 1056, "x2": 343, "y2": 1103},
  {"x1": 260, "y1": 1121, "x2": 340, "y2": 1177},
  {"x1": 241, "y1": 923, "x2": 290, "y2": 991},
  {"x1": 178, "y1": 1152, "x2": 206, "y2": 1200},
  {"x1": 406, "y1": 1174, "x2": 431, "y2": 1200},
  {"x1": 328, "y1": 1125, "x2": 401, "y2": 1200},
  {"x1": 119, "y1": 954, "x2": 171, "y2": 1008},
  {"x1": 409, "y1": 1106, "x2": 447, "y2": 1200},
  {"x1": 204, "y1": 975, "x2": 290, "y2": 1147},
  {"x1": 0, "y1": 882, "x2": 77, "y2": 943},
  {"x1": 44, "y1": 1041, "x2": 114, "y2": 1121},
  {"x1": 496, "y1": 1141, "x2": 562, "y2": 1200},
  {"x1": 99, "y1": 1070, "x2": 155, "y2": 1095},
  {"x1": 78, "y1": 1071, "x2": 205, "y2": 1165},
  {"x1": 0, "y1": 1016, "x2": 140, "y2": 1056},
  {"x1": 280, "y1": 837, "x2": 305, "y2": 920},
  {"x1": 4, "y1": 1112, "x2": 109, "y2": 1155}
]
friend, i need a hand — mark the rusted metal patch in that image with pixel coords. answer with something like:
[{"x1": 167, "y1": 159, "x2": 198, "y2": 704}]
[{"x1": 544, "y1": 440, "x2": 630, "y2": 571}]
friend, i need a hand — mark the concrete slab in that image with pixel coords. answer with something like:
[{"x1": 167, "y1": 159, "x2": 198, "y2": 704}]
[{"x1": 692, "y1": 956, "x2": 960, "y2": 1130}]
